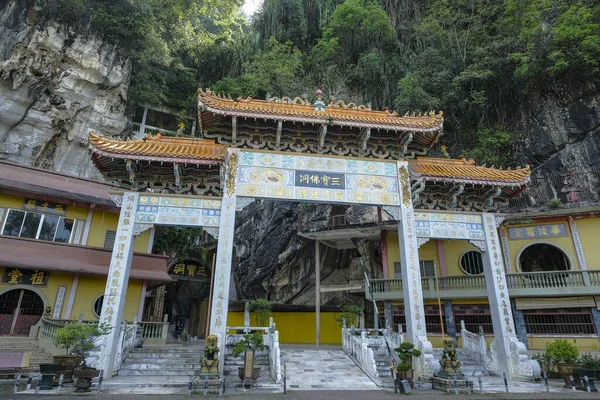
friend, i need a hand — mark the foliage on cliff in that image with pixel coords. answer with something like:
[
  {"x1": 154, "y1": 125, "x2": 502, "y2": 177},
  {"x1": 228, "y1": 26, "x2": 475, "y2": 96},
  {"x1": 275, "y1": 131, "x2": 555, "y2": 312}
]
[{"x1": 35, "y1": 0, "x2": 600, "y2": 165}]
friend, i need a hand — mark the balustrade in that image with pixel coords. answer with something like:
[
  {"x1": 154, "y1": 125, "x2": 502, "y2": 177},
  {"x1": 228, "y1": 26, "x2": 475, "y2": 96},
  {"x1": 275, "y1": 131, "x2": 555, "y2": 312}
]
[{"x1": 369, "y1": 270, "x2": 600, "y2": 300}]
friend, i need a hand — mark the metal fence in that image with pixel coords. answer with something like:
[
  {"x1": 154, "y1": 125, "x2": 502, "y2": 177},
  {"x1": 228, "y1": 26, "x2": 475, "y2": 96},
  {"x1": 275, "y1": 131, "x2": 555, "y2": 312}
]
[{"x1": 522, "y1": 308, "x2": 597, "y2": 335}]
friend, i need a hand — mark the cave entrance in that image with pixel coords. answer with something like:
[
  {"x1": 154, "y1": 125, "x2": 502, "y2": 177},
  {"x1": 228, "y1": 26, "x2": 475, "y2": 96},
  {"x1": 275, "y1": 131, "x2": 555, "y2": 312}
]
[
  {"x1": 164, "y1": 259, "x2": 212, "y2": 340},
  {"x1": 518, "y1": 243, "x2": 571, "y2": 272}
]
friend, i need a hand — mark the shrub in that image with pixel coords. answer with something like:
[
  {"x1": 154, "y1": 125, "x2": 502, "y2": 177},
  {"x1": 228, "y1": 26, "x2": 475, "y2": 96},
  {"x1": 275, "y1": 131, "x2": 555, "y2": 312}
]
[
  {"x1": 394, "y1": 341, "x2": 422, "y2": 373},
  {"x1": 248, "y1": 298, "x2": 272, "y2": 327},
  {"x1": 546, "y1": 339, "x2": 579, "y2": 364},
  {"x1": 54, "y1": 322, "x2": 111, "y2": 368},
  {"x1": 336, "y1": 304, "x2": 363, "y2": 328},
  {"x1": 232, "y1": 332, "x2": 265, "y2": 357},
  {"x1": 547, "y1": 198, "x2": 563, "y2": 209}
]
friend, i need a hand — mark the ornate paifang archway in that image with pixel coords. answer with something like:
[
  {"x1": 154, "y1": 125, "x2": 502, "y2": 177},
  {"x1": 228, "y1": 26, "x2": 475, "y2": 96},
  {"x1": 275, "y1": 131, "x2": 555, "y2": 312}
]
[{"x1": 90, "y1": 89, "x2": 538, "y2": 380}]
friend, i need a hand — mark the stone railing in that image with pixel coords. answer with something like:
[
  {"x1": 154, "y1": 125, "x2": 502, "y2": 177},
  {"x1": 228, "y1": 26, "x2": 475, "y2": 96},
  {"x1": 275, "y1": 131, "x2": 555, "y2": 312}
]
[
  {"x1": 369, "y1": 270, "x2": 600, "y2": 300},
  {"x1": 225, "y1": 323, "x2": 282, "y2": 384},
  {"x1": 460, "y1": 320, "x2": 486, "y2": 364},
  {"x1": 342, "y1": 328, "x2": 380, "y2": 385},
  {"x1": 138, "y1": 314, "x2": 169, "y2": 345},
  {"x1": 38, "y1": 318, "x2": 99, "y2": 356},
  {"x1": 113, "y1": 322, "x2": 142, "y2": 375}
]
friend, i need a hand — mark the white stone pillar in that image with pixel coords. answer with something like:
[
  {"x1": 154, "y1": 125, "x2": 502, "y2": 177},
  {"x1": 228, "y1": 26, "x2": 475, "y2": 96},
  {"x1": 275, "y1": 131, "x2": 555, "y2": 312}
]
[
  {"x1": 209, "y1": 149, "x2": 239, "y2": 372},
  {"x1": 97, "y1": 192, "x2": 139, "y2": 377},
  {"x1": 481, "y1": 213, "x2": 539, "y2": 379},
  {"x1": 396, "y1": 162, "x2": 435, "y2": 378}
]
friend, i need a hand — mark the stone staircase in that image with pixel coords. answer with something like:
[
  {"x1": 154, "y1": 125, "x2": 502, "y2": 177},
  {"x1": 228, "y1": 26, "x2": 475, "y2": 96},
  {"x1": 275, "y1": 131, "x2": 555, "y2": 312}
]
[
  {"x1": 374, "y1": 355, "x2": 394, "y2": 387},
  {"x1": 0, "y1": 337, "x2": 53, "y2": 375},
  {"x1": 433, "y1": 348, "x2": 488, "y2": 377},
  {"x1": 120, "y1": 346, "x2": 203, "y2": 376},
  {"x1": 223, "y1": 353, "x2": 270, "y2": 378},
  {"x1": 281, "y1": 346, "x2": 378, "y2": 390}
]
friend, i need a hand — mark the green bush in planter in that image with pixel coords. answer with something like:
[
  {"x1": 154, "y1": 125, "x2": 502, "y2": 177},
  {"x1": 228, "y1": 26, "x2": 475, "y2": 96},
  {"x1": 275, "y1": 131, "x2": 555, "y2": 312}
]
[
  {"x1": 54, "y1": 322, "x2": 111, "y2": 368},
  {"x1": 248, "y1": 298, "x2": 272, "y2": 327},
  {"x1": 232, "y1": 332, "x2": 265, "y2": 357},
  {"x1": 336, "y1": 304, "x2": 363, "y2": 328},
  {"x1": 394, "y1": 341, "x2": 422, "y2": 373},
  {"x1": 546, "y1": 339, "x2": 579, "y2": 364}
]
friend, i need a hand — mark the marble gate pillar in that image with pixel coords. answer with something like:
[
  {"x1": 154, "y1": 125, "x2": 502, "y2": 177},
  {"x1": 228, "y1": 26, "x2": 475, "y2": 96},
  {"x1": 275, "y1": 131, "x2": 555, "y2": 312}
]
[
  {"x1": 396, "y1": 162, "x2": 436, "y2": 378},
  {"x1": 208, "y1": 149, "x2": 239, "y2": 372},
  {"x1": 481, "y1": 213, "x2": 540, "y2": 379},
  {"x1": 97, "y1": 192, "x2": 139, "y2": 376}
]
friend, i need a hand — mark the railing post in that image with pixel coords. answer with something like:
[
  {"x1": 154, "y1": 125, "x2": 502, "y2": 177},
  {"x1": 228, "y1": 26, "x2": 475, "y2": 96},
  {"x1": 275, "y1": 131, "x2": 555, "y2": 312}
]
[
  {"x1": 161, "y1": 314, "x2": 169, "y2": 344},
  {"x1": 583, "y1": 271, "x2": 592, "y2": 288}
]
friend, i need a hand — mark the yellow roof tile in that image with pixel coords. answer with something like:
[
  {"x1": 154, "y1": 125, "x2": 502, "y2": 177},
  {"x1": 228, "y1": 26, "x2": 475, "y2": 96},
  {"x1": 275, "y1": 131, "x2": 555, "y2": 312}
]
[
  {"x1": 409, "y1": 157, "x2": 531, "y2": 185},
  {"x1": 198, "y1": 89, "x2": 444, "y2": 132},
  {"x1": 88, "y1": 131, "x2": 227, "y2": 161}
]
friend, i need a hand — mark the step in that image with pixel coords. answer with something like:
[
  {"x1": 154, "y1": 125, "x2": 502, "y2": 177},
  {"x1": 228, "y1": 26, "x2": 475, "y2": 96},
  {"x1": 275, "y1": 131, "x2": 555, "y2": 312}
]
[
  {"x1": 119, "y1": 369, "x2": 199, "y2": 376},
  {"x1": 133, "y1": 348, "x2": 202, "y2": 353},
  {"x1": 126, "y1": 353, "x2": 202, "y2": 359},
  {"x1": 121, "y1": 363, "x2": 203, "y2": 370}
]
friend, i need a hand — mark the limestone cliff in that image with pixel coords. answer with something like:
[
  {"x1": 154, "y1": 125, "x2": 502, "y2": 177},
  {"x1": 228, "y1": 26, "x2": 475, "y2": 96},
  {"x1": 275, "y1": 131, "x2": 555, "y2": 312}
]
[{"x1": 0, "y1": 1, "x2": 130, "y2": 178}]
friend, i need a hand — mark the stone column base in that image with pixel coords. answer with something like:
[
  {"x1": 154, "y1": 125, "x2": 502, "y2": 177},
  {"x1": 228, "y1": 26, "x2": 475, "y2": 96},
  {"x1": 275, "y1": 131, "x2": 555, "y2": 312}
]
[
  {"x1": 415, "y1": 336, "x2": 438, "y2": 379},
  {"x1": 485, "y1": 338, "x2": 540, "y2": 380}
]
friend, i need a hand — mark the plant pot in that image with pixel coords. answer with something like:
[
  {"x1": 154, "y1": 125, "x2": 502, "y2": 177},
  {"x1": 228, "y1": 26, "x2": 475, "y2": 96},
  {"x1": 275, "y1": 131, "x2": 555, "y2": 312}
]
[
  {"x1": 237, "y1": 350, "x2": 261, "y2": 383},
  {"x1": 398, "y1": 367, "x2": 414, "y2": 388},
  {"x1": 73, "y1": 369, "x2": 101, "y2": 392},
  {"x1": 238, "y1": 366, "x2": 261, "y2": 382},
  {"x1": 38, "y1": 363, "x2": 61, "y2": 390},
  {"x1": 52, "y1": 355, "x2": 81, "y2": 383},
  {"x1": 556, "y1": 363, "x2": 582, "y2": 388}
]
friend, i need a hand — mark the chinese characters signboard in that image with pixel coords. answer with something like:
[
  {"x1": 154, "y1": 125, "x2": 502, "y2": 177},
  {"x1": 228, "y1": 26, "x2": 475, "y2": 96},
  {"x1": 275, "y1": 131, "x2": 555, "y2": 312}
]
[
  {"x1": 170, "y1": 260, "x2": 209, "y2": 281},
  {"x1": 2, "y1": 268, "x2": 49, "y2": 286},
  {"x1": 508, "y1": 223, "x2": 567, "y2": 240},
  {"x1": 23, "y1": 198, "x2": 67, "y2": 216},
  {"x1": 295, "y1": 170, "x2": 346, "y2": 189}
]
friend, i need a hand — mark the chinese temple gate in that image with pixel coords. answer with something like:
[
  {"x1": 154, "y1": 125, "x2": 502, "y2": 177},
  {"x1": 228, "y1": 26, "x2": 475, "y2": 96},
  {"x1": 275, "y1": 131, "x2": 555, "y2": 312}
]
[{"x1": 88, "y1": 89, "x2": 538, "y2": 379}]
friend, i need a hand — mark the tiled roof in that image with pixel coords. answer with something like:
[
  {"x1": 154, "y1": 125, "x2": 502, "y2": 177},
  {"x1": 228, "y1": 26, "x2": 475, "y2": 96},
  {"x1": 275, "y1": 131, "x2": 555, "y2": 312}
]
[
  {"x1": 198, "y1": 89, "x2": 444, "y2": 132},
  {"x1": 409, "y1": 157, "x2": 531, "y2": 186},
  {"x1": 89, "y1": 131, "x2": 227, "y2": 162}
]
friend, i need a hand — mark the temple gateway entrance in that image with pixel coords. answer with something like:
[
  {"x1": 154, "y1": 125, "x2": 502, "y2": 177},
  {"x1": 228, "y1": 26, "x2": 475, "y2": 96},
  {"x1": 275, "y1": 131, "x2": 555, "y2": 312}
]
[{"x1": 0, "y1": 288, "x2": 44, "y2": 336}]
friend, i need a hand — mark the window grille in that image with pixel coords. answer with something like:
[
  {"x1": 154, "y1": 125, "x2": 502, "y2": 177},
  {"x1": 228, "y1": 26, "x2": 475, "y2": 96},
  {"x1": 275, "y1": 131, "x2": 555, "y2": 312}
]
[
  {"x1": 93, "y1": 295, "x2": 104, "y2": 318},
  {"x1": 103, "y1": 230, "x2": 116, "y2": 249},
  {"x1": 392, "y1": 304, "x2": 446, "y2": 334},
  {"x1": 460, "y1": 251, "x2": 484, "y2": 275},
  {"x1": 453, "y1": 304, "x2": 493, "y2": 334},
  {"x1": 1, "y1": 209, "x2": 74, "y2": 243},
  {"x1": 523, "y1": 308, "x2": 596, "y2": 335},
  {"x1": 394, "y1": 260, "x2": 436, "y2": 279}
]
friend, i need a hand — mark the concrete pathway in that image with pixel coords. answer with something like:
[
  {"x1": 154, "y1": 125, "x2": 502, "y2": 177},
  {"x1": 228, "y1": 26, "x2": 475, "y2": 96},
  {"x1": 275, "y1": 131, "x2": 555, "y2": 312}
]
[{"x1": 280, "y1": 344, "x2": 378, "y2": 390}]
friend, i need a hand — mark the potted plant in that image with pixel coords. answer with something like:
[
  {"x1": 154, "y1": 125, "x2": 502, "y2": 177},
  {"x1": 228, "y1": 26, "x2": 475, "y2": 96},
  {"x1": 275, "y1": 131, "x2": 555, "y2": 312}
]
[
  {"x1": 232, "y1": 331, "x2": 265, "y2": 384},
  {"x1": 248, "y1": 298, "x2": 272, "y2": 327},
  {"x1": 577, "y1": 353, "x2": 600, "y2": 391},
  {"x1": 53, "y1": 323, "x2": 86, "y2": 383},
  {"x1": 547, "y1": 339, "x2": 581, "y2": 388},
  {"x1": 394, "y1": 341, "x2": 422, "y2": 388},
  {"x1": 57, "y1": 322, "x2": 110, "y2": 392}
]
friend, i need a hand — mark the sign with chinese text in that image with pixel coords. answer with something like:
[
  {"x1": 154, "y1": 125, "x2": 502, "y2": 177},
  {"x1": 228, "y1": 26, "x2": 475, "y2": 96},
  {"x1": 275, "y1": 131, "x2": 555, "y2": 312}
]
[
  {"x1": 508, "y1": 223, "x2": 567, "y2": 240},
  {"x1": 236, "y1": 151, "x2": 400, "y2": 205},
  {"x1": 169, "y1": 260, "x2": 209, "y2": 281},
  {"x1": 23, "y1": 199, "x2": 67, "y2": 215},
  {"x1": 2, "y1": 268, "x2": 49, "y2": 286}
]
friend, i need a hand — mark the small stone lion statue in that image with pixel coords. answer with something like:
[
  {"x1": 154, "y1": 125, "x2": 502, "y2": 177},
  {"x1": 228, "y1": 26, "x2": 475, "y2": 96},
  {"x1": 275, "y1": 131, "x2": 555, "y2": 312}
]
[{"x1": 200, "y1": 334, "x2": 219, "y2": 374}]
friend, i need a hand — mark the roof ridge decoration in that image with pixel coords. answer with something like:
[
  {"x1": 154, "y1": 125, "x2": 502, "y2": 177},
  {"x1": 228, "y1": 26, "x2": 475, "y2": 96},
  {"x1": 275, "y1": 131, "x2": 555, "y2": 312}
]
[{"x1": 198, "y1": 88, "x2": 444, "y2": 132}]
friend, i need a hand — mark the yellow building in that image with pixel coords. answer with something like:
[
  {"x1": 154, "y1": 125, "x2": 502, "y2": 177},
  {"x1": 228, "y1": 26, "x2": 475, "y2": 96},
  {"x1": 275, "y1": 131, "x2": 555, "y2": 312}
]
[
  {"x1": 0, "y1": 160, "x2": 169, "y2": 336},
  {"x1": 374, "y1": 206, "x2": 600, "y2": 351}
]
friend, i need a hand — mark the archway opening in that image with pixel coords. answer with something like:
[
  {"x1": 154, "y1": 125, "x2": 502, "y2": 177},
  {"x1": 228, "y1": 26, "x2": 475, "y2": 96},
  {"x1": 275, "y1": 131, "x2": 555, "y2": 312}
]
[
  {"x1": 519, "y1": 243, "x2": 570, "y2": 272},
  {"x1": 0, "y1": 289, "x2": 44, "y2": 335}
]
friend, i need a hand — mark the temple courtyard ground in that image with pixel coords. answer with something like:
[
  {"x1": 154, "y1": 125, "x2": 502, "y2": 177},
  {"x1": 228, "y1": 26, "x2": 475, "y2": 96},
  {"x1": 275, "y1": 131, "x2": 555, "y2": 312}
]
[{"x1": 2, "y1": 391, "x2": 600, "y2": 399}]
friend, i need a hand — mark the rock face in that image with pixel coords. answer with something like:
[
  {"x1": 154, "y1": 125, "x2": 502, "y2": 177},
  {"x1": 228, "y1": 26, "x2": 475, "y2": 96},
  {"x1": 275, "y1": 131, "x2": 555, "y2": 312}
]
[
  {"x1": 0, "y1": 1, "x2": 130, "y2": 178},
  {"x1": 231, "y1": 200, "x2": 382, "y2": 306}
]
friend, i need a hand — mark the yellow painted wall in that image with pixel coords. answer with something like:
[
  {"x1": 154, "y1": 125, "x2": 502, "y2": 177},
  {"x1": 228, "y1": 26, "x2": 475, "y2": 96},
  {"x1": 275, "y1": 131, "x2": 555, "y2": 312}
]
[
  {"x1": 0, "y1": 267, "x2": 142, "y2": 322},
  {"x1": 228, "y1": 311, "x2": 343, "y2": 344},
  {"x1": 87, "y1": 209, "x2": 150, "y2": 252},
  {"x1": 441, "y1": 240, "x2": 480, "y2": 276},
  {"x1": 575, "y1": 217, "x2": 600, "y2": 270},
  {"x1": 502, "y1": 222, "x2": 580, "y2": 271},
  {"x1": 527, "y1": 336, "x2": 600, "y2": 351},
  {"x1": 72, "y1": 276, "x2": 142, "y2": 321}
]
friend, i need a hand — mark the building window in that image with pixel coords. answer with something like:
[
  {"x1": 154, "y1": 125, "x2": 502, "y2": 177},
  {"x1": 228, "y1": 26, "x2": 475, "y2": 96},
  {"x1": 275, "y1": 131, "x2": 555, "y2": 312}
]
[
  {"x1": 394, "y1": 260, "x2": 436, "y2": 279},
  {"x1": 93, "y1": 295, "x2": 104, "y2": 318},
  {"x1": 453, "y1": 304, "x2": 493, "y2": 334},
  {"x1": 523, "y1": 308, "x2": 596, "y2": 335},
  {"x1": 519, "y1": 243, "x2": 570, "y2": 272},
  {"x1": 103, "y1": 230, "x2": 116, "y2": 249},
  {"x1": 460, "y1": 251, "x2": 484, "y2": 275},
  {"x1": 1, "y1": 209, "x2": 74, "y2": 243},
  {"x1": 392, "y1": 305, "x2": 446, "y2": 334}
]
